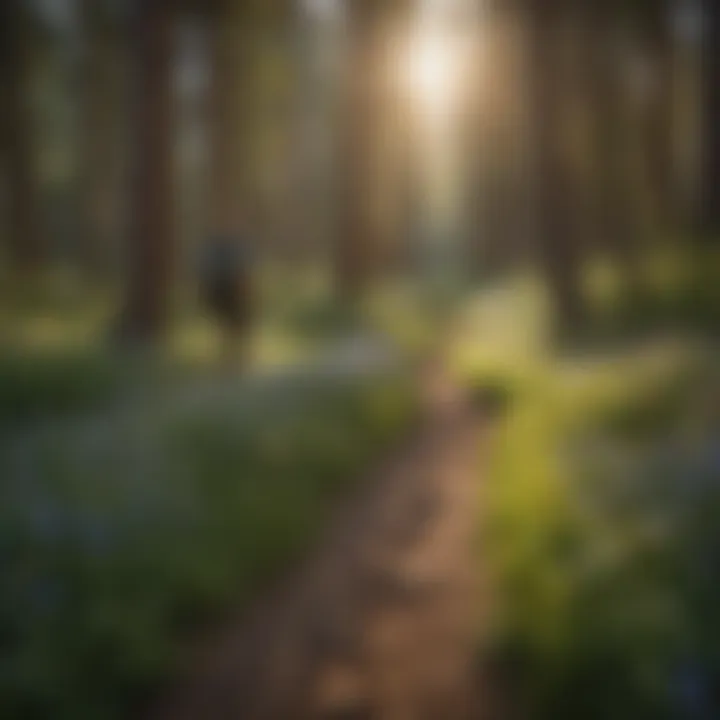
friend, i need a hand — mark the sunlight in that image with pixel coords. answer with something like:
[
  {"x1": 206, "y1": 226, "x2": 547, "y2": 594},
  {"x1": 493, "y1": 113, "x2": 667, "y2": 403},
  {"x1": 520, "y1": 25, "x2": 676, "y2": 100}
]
[
  {"x1": 404, "y1": 0, "x2": 481, "y2": 120},
  {"x1": 407, "y1": 32, "x2": 458, "y2": 118}
]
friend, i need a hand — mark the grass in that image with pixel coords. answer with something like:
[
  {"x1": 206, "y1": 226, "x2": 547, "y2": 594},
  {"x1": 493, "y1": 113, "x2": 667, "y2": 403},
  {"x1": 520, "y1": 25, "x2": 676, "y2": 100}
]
[
  {"x1": 3, "y1": 249, "x2": 716, "y2": 718},
  {"x1": 587, "y1": 244, "x2": 720, "y2": 340},
  {"x1": 457, "y1": 257, "x2": 720, "y2": 719},
  {"x1": 0, "y1": 364, "x2": 418, "y2": 719},
  {"x1": 0, "y1": 351, "x2": 128, "y2": 426},
  {"x1": 0, "y1": 272, "x2": 424, "y2": 718},
  {"x1": 0, "y1": 267, "x2": 445, "y2": 383}
]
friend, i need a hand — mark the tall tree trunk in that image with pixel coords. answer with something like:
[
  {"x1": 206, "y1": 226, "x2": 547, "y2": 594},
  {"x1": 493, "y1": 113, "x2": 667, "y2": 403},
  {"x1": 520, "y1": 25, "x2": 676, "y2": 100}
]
[
  {"x1": 644, "y1": 0, "x2": 676, "y2": 232},
  {"x1": 207, "y1": 0, "x2": 248, "y2": 241},
  {"x1": 584, "y1": 0, "x2": 642, "y2": 287},
  {"x1": 287, "y1": 0, "x2": 343, "y2": 268},
  {"x1": 467, "y1": 4, "x2": 492, "y2": 278},
  {"x1": 700, "y1": 0, "x2": 720, "y2": 238},
  {"x1": 116, "y1": 0, "x2": 175, "y2": 344},
  {"x1": 336, "y1": 0, "x2": 384, "y2": 300},
  {"x1": 287, "y1": 0, "x2": 315, "y2": 265},
  {"x1": 78, "y1": 0, "x2": 126, "y2": 275},
  {"x1": 383, "y1": 0, "x2": 417, "y2": 274},
  {"x1": 0, "y1": 0, "x2": 42, "y2": 277},
  {"x1": 526, "y1": 0, "x2": 586, "y2": 332},
  {"x1": 470, "y1": 5, "x2": 525, "y2": 278}
]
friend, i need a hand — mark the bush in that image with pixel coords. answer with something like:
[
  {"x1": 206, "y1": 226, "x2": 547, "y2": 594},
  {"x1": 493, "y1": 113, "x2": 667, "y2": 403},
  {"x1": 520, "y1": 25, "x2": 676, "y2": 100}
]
[{"x1": 478, "y1": 351, "x2": 720, "y2": 720}]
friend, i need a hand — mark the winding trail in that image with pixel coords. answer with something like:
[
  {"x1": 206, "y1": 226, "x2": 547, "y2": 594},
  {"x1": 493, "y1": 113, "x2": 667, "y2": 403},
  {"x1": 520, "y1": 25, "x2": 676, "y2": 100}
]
[{"x1": 149, "y1": 361, "x2": 489, "y2": 720}]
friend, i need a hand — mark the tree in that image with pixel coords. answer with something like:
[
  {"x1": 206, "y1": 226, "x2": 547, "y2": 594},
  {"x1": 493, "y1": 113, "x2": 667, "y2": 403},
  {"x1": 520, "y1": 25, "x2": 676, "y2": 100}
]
[
  {"x1": 582, "y1": 0, "x2": 643, "y2": 289},
  {"x1": 335, "y1": 0, "x2": 386, "y2": 300},
  {"x1": 638, "y1": 0, "x2": 676, "y2": 231},
  {"x1": 206, "y1": 0, "x2": 249, "y2": 242},
  {"x1": 203, "y1": 0, "x2": 296, "y2": 253},
  {"x1": 77, "y1": 0, "x2": 127, "y2": 275},
  {"x1": 0, "y1": 0, "x2": 42, "y2": 277},
  {"x1": 115, "y1": 0, "x2": 176, "y2": 343},
  {"x1": 469, "y1": 2, "x2": 527, "y2": 277},
  {"x1": 700, "y1": 0, "x2": 720, "y2": 238},
  {"x1": 526, "y1": 0, "x2": 587, "y2": 331}
]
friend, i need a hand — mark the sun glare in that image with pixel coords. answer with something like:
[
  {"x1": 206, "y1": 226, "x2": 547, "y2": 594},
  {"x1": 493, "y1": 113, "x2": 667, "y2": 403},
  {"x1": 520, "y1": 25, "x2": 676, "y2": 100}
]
[{"x1": 408, "y1": 33, "x2": 457, "y2": 117}]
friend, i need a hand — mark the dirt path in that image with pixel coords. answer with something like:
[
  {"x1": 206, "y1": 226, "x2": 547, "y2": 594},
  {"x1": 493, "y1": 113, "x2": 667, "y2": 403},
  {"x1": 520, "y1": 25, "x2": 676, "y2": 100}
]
[{"x1": 149, "y1": 365, "x2": 488, "y2": 720}]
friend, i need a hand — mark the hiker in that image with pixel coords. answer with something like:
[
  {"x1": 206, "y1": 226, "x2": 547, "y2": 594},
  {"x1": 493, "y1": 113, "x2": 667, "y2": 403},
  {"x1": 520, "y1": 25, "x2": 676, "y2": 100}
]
[{"x1": 199, "y1": 233, "x2": 255, "y2": 367}]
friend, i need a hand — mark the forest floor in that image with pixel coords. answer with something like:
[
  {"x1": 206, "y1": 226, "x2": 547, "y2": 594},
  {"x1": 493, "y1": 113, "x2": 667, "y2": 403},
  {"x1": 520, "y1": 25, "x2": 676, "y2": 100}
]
[{"x1": 146, "y1": 357, "x2": 491, "y2": 720}]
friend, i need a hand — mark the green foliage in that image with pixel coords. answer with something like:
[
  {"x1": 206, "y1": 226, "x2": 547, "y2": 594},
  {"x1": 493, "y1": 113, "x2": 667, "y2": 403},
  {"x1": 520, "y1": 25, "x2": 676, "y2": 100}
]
[
  {"x1": 274, "y1": 298, "x2": 366, "y2": 340},
  {"x1": 0, "y1": 369, "x2": 417, "y2": 718},
  {"x1": 474, "y1": 338, "x2": 720, "y2": 719},
  {"x1": 451, "y1": 263, "x2": 720, "y2": 717},
  {"x1": 593, "y1": 246, "x2": 720, "y2": 340},
  {"x1": 0, "y1": 351, "x2": 125, "y2": 425}
]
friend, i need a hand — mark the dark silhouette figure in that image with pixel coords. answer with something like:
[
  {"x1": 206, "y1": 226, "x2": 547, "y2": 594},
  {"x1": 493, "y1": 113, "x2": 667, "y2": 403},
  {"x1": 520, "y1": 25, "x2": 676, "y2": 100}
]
[{"x1": 199, "y1": 235, "x2": 254, "y2": 367}]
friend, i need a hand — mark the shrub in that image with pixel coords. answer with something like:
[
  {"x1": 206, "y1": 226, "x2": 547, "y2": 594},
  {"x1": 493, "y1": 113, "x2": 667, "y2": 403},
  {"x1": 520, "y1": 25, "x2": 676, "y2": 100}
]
[{"x1": 478, "y1": 352, "x2": 720, "y2": 720}]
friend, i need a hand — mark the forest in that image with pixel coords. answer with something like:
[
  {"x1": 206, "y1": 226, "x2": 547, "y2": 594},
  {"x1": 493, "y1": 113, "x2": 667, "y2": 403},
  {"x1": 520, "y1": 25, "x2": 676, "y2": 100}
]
[{"x1": 1, "y1": 0, "x2": 719, "y2": 718}]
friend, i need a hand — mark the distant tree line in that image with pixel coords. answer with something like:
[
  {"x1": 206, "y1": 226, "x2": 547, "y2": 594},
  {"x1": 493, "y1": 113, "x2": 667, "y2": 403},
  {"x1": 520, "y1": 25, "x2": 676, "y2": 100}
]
[{"x1": 0, "y1": 0, "x2": 716, "y2": 340}]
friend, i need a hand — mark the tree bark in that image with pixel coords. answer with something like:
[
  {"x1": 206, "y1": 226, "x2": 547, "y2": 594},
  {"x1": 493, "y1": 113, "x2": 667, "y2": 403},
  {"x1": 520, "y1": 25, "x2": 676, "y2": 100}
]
[
  {"x1": 700, "y1": 0, "x2": 720, "y2": 239},
  {"x1": 207, "y1": 0, "x2": 249, "y2": 240},
  {"x1": 526, "y1": 0, "x2": 587, "y2": 332},
  {"x1": 0, "y1": 0, "x2": 42, "y2": 277},
  {"x1": 116, "y1": 0, "x2": 176, "y2": 344},
  {"x1": 78, "y1": 0, "x2": 127, "y2": 275},
  {"x1": 335, "y1": 0, "x2": 385, "y2": 300},
  {"x1": 643, "y1": 0, "x2": 676, "y2": 231},
  {"x1": 469, "y1": 5, "x2": 525, "y2": 278},
  {"x1": 583, "y1": 0, "x2": 643, "y2": 286}
]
